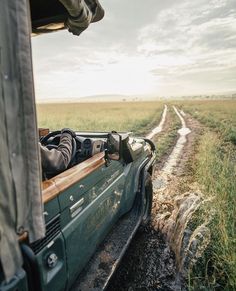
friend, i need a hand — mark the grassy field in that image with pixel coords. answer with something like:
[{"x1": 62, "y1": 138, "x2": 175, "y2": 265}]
[
  {"x1": 178, "y1": 100, "x2": 236, "y2": 144},
  {"x1": 178, "y1": 100, "x2": 236, "y2": 290},
  {"x1": 37, "y1": 99, "x2": 236, "y2": 289},
  {"x1": 190, "y1": 132, "x2": 236, "y2": 290},
  {"x1": 37, "y1": 102, "x2": 164, "y2": 135}
]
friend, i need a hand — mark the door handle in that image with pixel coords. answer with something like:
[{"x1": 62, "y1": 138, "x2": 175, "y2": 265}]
[{"x1": 70, "y1": 198, "x2": 84, "y2": 218}]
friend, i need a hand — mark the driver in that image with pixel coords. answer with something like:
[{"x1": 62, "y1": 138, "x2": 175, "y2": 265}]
[{"x1": 40, "y1": 128, "x2": 76, "y2": 178}]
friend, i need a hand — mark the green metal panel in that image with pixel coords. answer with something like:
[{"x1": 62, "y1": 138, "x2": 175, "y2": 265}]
[
  {"x1": 60, "y1": 162, "x2": 124, "y2": 230},
  {"x1": 58, "y1": 161, "x2": 120, "y2": 212},
  {"x1": 61, "y1": 163, "x2": 125, "y2": 288},
  {"x1": 0, "y1": 269, "x2": 28, "y2": 291},
  {"x1": 35, "y1": 233, "x2": 67, "y2": 291},
  {"x1": 44, "y1": 197, "x2": 60, "y2": 223}
]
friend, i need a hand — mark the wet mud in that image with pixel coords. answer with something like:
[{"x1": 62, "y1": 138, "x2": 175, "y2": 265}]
[
  {"x1": 108, "y1": 106, "x2": 210, "y2": 290},
  {"x1": 153, "y1": 109, "x2": 210, "y2": 278},
  {"x1": 107, "y1": 227, "x2": 180, "y2": 291}
]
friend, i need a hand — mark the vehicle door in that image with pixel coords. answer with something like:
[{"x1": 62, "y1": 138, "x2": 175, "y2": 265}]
[{"x1": 59, "y1": 156, "x2": 125, "y2": 288}]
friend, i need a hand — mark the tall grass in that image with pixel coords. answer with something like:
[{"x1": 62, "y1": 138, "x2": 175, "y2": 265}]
[
  {"x1": 176, "y1": 100, "x2": 236, "y2": 289},
  {"x1": 179, "y1": 100, "x2": 236, "y2": 145},
  {"x1": 36, "y1": 102, "x2": 164, "y2": 135},
  {"x1": 190, "y1": 132, "x2": 236, "y2": 290}
]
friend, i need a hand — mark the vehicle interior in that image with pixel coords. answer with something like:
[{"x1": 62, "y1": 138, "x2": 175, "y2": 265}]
[{"x1": 40, "y1": 129, "x2": 106, "y2": 178}]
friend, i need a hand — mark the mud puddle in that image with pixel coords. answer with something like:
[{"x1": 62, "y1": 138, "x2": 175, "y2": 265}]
[{"x1": 108, "y1": 107, "x2": 210, "y2": 290}]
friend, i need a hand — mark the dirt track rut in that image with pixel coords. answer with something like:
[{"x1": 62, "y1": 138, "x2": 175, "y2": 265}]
[{"x1": 108, "y1": 105, "x2": 207, "y2": 290}]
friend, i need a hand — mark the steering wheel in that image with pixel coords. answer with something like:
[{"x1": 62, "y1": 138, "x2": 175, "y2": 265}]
[{"x1": 40, "y1": 130, "x2": 77, "y2": 166}]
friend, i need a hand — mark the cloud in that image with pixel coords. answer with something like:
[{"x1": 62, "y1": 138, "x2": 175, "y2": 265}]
[
  {"x1": 138, "y1": 0, "x2": 236, "y2": 53},
  {"x1": 32, "y1": 0, "x2": 236, "y2": 99},
  {"x1": 135, "y1": 0, "x2": 236, "y2": 94}
]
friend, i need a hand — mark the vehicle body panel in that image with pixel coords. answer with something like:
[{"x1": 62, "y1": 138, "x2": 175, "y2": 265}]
[
  {"x1": 33, "y1": 234, "x2": 67, "y2": 291},
  {"x1": 62, "y1": 162, "x2": 125, "y2": 287},
  {"x1": 0, "y1": 269, "x2": 28, "y2": 291}
]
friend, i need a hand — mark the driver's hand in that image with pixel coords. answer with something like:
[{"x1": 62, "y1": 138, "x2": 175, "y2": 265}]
[{"x1": 61, "y1": 128, "x2": 76, "y2": 138}]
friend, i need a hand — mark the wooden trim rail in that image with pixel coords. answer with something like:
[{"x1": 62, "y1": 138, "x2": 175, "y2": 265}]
[{"x1": 42, "y1": 152, "x2": 105, "y2": 203}]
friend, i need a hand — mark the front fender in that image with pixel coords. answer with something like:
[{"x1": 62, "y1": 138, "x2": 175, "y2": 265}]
[{"x1": 134, "y1": 148, "x2": 156, "y2": 194}]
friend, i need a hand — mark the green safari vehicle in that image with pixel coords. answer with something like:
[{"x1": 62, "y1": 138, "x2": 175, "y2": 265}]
[{"x1": 0, "y1": 0, "x2": 156, "y2": 290}]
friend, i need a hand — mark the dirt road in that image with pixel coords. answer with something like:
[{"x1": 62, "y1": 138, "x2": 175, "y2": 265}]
[{"x1": 108, "y1": 106, "x2": 209, "y2": 290}]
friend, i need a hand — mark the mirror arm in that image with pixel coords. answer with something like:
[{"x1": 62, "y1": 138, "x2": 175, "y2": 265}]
[{"x1": 104, "y1": 149, "x2": 111, "y2": 166}]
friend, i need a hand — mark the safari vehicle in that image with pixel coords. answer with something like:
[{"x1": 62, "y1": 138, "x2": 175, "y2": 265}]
[{"x1": 0, "y1": 1, "x2": 156, "y2": 291}]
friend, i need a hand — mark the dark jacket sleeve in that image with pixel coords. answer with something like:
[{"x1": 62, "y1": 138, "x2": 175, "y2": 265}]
[{"x1": 40, "y1": 133, "x2": 73, "y2": 174}]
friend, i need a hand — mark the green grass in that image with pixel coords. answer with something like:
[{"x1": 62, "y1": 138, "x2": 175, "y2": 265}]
[
  {"x1": 36, "y1": 101, "x2": 164, "y2": 135},
  {"x1": 175, "y1": 100, "x2": 236, "y2": 290},
  {"x1": 178, "y1": 100, "x2": 236, "y2": 145},
  {"x1": 189, "y1": 132, "x2": 236, "y2": 290}
]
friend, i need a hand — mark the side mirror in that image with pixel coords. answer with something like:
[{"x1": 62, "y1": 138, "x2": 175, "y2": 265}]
[{"x1": 107, "y1": 132, "x2": 121, "y2": 161}]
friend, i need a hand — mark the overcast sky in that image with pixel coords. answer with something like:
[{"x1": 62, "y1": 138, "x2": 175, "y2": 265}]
[{"x1": 32, "y1": 0, "x2": 236, "y2": 100}]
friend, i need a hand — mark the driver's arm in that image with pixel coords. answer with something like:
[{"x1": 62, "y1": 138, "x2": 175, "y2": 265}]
[{"x1": 40, "y1": 131, "x2": 74, "y2": 174}]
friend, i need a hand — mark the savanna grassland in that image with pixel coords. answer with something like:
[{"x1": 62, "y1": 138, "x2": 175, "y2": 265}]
[
  {"x1": 37, "y1": 99, "x2": 236, "y2": 290},
  {"x1": 179, "y1": 100, "x2": 236, "y2": 144},
  {"x1": 37, "y1": 102, "x2": 164, "y2": 135},
  {"x1": 178, "y1": 100, "x2": 236, "y2": 290}
]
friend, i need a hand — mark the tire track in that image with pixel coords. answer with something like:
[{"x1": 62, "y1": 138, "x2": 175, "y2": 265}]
[
  {"x1": 146, "y1": 105, "x2": 168, "y2": 139},
  {"x1": 108, "y1": 106, "x2": 210, "y2": 291},
  {"x1": 108, "y1": 106, "x2": 191, "y2": 291},
  {"x1": 152, "y1": 108, "x2": 210, "y2": 285},
  {"x1": 157, "y1": 106, "x2": 191, "y2": 179}
]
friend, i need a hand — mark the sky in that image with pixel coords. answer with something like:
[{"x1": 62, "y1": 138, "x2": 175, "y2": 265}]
[{"x1": 32, "y1": 0, "x2": 236, "y2": 101}]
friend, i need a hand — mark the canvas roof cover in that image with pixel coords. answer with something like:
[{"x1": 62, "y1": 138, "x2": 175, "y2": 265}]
[
  {"x1": 0, "y1": 0, "x2": 104, "y2": 281},
  {"x1": 30, "y1": 0, "x2": 105, "y2": 35}
]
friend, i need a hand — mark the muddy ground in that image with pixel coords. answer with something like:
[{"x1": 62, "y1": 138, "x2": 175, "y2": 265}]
[{"x1": 107, "y1": 107, "x2": 205, "y2": 291}]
